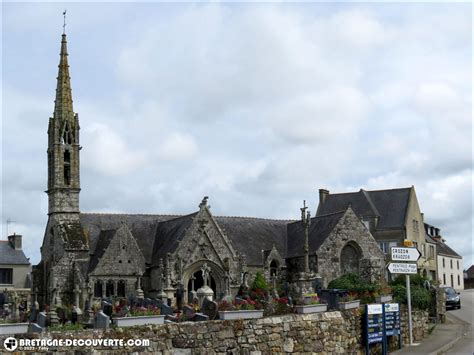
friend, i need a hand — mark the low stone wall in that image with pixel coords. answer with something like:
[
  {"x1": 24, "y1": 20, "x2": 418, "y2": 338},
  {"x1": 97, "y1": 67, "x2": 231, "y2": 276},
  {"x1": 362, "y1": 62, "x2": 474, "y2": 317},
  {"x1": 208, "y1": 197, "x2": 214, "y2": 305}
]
[
  {"x1": 4, "y1": 307, "x2": 430, "y2": 354},
  {"x1": 400, "y1": 308, "x2": 429, "y2": 345}
]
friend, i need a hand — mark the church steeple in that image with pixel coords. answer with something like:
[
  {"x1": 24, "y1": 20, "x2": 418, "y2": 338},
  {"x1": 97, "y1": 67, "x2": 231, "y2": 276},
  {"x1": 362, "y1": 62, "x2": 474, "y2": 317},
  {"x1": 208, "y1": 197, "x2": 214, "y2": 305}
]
[
  {"x1": 47, "y1": 31, "x2": 81, "y2": 216},
  {"x1": 54, "y1": 34, "x2": 74, "y2": 122}
]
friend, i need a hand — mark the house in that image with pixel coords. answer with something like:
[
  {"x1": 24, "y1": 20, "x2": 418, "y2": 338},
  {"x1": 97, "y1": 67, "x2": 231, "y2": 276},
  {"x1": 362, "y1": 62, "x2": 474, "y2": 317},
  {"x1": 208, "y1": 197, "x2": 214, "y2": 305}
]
[
  {"x1": 464, "y1": 265, "x2": 474, "y2": 289},
  {"x1": 0, "y1": 234, "x2": 31, "y2": 305},
  {"x1": 316, "y1": 187, "x2": 437, "y2": 280},
  {"x1": 425, "y1": 223, "x2": 464, "y2": 290}
]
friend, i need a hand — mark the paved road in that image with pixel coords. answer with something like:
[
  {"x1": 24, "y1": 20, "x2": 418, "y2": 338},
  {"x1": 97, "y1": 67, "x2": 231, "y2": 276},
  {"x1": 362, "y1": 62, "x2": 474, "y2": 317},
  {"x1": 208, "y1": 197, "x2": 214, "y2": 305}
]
[{"x1": 441, "y1": 289, "x2": 473, "y2": 355}]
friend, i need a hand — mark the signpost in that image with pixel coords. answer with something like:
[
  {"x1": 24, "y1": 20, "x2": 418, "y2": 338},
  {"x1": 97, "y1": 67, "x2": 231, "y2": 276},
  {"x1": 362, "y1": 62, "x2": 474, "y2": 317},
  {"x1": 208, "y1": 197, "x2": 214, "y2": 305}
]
[
  {"x1": 391, "y1": 247, "x2": 421, "y2": 262},
  {"x1": 389, "y1": 246, "x2": 420, "y2": 346},
  {"x1": 387, "y1": 263, "x2": 417, "y2": 274}
]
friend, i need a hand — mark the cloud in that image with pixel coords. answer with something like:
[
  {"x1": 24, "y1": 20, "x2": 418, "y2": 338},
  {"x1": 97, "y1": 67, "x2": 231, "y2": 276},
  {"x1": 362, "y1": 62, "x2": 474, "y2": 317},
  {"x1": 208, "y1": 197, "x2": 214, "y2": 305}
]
[
  {"x1": 158, "y1": 133, "x2": 198, "y2": 161},
  {"x1": 2, "y1": 3, "x2": 472, "y2": 266},
  {"x1": 82, "y1": 123, "x2": 148, "y2": 176}
]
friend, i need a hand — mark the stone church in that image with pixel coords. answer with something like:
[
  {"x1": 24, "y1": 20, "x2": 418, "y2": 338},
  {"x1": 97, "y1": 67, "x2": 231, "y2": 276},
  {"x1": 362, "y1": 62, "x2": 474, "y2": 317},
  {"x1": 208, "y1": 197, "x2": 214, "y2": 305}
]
[{"x1": 33, "y1": 33, "x2": 384, "y2": 309}]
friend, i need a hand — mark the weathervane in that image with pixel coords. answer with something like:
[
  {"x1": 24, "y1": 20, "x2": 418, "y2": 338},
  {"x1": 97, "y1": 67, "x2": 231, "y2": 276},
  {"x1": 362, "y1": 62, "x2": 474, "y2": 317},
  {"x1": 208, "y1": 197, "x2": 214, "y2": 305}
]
[{"x1": 63, "y1": 10, "x2": 67, "y2": 34}]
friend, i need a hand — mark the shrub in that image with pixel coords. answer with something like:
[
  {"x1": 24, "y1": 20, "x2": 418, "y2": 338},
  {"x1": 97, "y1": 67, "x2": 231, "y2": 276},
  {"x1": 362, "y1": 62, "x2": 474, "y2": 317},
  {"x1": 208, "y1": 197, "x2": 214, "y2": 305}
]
[
  {"x1": 392, "y1": 284, "x2": 431, "y2": 310},
  {"x1": 327, "y1": 273, "x2": 380, "y2": 294},
  {"x1": 251, "y1": 272, "x2": 270, "y2": 291}
]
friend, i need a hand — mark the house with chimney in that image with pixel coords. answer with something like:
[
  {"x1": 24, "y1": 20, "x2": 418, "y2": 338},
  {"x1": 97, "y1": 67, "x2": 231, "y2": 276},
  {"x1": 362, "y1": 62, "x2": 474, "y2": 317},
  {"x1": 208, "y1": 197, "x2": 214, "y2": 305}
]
[
  {"x1": 316, "y1": 186, "x2": 438, "y2": 280},
  {"x1": 425, "y1": 223, "x2": 464, "y2": 290},
  {"x1": 0, "y1": 234, "x2": 31, "y2": 305}
]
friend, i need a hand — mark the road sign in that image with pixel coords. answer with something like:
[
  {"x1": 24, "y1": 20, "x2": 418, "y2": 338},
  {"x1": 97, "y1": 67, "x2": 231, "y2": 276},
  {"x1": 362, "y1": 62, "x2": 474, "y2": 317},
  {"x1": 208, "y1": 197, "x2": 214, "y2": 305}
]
[
  {"x1": 390, "y1": 247, "x2": 421, "y2": 262},
  {"x1": 387, "y1": 262, "x2": 417, "y2": 274}
]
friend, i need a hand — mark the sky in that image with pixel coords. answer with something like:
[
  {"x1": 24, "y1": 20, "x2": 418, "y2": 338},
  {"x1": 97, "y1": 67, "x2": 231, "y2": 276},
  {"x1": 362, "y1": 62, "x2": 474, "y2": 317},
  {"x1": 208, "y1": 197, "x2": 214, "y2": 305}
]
[{"x1": 1, "y1": 2, "x2": 472, "y2": 268}]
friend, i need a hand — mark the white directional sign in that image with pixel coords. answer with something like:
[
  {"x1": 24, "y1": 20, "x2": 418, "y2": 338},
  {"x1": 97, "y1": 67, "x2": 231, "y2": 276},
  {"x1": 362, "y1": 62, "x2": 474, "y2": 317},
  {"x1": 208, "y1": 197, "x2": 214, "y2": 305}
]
[
  {"x1": 390, "y1": 247, "x2": 421, "y2": 262},
  {"x1": 387, "y1": 262, "x2": 418, "y2": 274}
]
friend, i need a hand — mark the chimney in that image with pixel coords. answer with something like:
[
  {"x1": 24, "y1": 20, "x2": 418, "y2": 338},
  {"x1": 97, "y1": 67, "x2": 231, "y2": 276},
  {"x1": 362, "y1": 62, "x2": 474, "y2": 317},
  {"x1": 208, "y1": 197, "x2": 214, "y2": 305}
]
[
  {"x1": 8, "y1": 233, "x2": 22, "y2": 250},
  {"x1": 319, "y1": 189, "x2": 329, "y2": 205}
]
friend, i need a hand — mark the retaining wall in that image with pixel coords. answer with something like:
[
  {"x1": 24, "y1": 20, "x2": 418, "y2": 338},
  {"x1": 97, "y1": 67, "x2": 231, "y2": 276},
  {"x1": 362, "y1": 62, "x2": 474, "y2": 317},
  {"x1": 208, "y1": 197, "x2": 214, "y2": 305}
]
[{"x1": 4, "y1": 308, "x2": 429, "y2": 354}]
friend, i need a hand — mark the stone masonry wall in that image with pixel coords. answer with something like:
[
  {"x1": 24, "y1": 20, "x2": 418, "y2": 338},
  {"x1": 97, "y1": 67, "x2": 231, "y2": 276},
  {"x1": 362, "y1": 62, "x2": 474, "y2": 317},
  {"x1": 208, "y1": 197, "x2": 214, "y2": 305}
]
[{"x1": 7, "y1": 308, "x2": 429, "y2": 354}]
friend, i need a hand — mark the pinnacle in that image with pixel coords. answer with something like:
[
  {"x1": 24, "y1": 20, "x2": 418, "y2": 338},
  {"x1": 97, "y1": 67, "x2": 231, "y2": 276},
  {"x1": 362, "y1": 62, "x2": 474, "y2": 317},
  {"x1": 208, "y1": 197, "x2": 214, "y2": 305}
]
[{"x1": 54, "y1": 33, "x2": 74, "y2": 122}]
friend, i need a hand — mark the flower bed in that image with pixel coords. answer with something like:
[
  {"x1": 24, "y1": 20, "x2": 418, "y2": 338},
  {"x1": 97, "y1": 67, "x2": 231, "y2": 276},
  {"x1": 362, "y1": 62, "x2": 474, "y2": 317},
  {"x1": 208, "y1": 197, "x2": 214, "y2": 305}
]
[
  {"x1": 375, "y1": 295, "x2": 393, "y2": 303},
  {"x1": 0, "y1": 322, "x2": 28, "y2": 335},
  {"x1": 114, "y1": 315, "x2": 166, "y2": 327},
  {"x1": 294, "y1": 304, "x2": 327, "y2": 314},
  {"x1": 218, "y1": 310, "x2": 264, "y2": 320},
  {"x1": 338, "y1": 300, "x2": 360, "y2": 310}
]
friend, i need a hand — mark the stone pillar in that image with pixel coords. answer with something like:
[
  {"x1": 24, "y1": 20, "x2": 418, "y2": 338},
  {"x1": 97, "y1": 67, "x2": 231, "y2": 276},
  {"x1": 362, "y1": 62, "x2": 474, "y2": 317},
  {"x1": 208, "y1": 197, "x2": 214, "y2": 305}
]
[{"x1": 113, "y1": 280, "x2": 118, "y2": 297}]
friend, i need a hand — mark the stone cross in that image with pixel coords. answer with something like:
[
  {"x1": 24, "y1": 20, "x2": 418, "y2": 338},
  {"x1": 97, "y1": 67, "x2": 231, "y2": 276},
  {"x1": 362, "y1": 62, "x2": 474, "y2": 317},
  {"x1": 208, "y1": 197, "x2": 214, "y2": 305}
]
[
  {"x1": 201, "y1": 263, "x2": 211, "y2": 287},
  {"x1": 300, "y1": 200, "x2": 311, "y2": 274}
]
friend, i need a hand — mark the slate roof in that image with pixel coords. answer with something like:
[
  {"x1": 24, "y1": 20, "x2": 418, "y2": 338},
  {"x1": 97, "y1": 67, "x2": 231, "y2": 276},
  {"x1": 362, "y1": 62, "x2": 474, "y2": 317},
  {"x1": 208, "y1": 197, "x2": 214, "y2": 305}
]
[
  {"x1": 80, "y1": 213, "x2": 179, "y2": 265},
  {"x1": 215, "y1": 216, "x2": 292, "y2": 266},
  {"x1": 466, "y1": 265, "x2": 474, "y2": 277},
  {"x1": 0, "y1": 241, "x2": 30, "y2": 265},
  {"x1": 62, "y1": 221, "x2": 88, "y2": 250},
  {"x1": 436, "y1": 241, "x2": 462, "y2": 258},
  {"x1": 317, "y1": 188, "x2": 411, "y2": 230},
  {"x1": 88, "y1": 229, "x2": 116, "y2": 272},
  {"x1": 286, "y1": 211, "x2": 346, "y2": 258},
  {"x1": 151, "y1": 213, "x2": 197, "y2": 264}
]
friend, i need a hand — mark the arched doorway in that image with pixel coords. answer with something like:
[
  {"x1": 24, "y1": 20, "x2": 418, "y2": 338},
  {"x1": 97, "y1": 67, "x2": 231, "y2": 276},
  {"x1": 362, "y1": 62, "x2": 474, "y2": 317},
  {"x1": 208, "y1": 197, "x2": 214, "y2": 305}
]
[
  {"x1": 187, "y1": 270, "x2": 217, "y2": 301},
  {"x1": 340, "y1": 242, "x2": 362, "y2": 275},
  {"x1": 182, "y1": 260, "x2": 225, "y2": 303}
]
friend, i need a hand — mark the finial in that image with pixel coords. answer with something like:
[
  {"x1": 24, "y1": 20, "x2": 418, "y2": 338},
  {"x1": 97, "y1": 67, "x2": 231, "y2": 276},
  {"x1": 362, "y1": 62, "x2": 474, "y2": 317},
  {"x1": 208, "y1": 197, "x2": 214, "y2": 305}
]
[{"x1": 63, "y1": 10, "x2": 67, "y2": 35}]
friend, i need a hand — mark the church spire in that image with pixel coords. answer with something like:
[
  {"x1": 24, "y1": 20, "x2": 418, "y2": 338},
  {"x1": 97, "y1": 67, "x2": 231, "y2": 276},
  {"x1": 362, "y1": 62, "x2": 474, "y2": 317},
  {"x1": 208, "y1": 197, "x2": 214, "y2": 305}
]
[
  {"x1": 54, "y1": 32, "x2": 74, "y2": 122},
  {"x1": 47, "y1": 21, "x2": 81, "y2": 216}
]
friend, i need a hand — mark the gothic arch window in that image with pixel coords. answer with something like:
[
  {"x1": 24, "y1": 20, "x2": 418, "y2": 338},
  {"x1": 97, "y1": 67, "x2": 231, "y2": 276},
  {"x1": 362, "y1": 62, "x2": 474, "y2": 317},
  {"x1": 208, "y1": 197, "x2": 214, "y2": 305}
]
[
  {"x1": 340, "y1": 242, "x2": 361, "y2": 275},
  {"x1": 63, "y1": 123, "x2": 72, "y2": 145},
  {"x1": 94, "y1": 281, "x2": 102, "y2": 298},
  {"x1": 117, "y1": 280, "x2": 126, "y2": 297},
  {"x1": 63, "y1": 150, "x2": 71, "y2": 185},
  {"x1": 106, "y1": 280, "x2": 114, "y2": 297}
]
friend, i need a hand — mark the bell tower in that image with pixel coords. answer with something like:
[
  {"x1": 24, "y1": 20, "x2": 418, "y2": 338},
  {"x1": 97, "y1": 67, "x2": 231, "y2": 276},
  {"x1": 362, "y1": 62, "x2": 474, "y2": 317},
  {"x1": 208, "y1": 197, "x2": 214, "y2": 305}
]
[{"x1": 47, "y1": 32, "x2": 81, "y2": 216}]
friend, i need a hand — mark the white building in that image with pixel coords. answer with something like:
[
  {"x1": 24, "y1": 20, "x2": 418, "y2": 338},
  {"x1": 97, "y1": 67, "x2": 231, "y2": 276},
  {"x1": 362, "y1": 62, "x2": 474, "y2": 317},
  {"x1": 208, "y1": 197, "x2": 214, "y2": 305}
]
[{"x1": 425, "y1": 223, "x2": 464, "y2": 290}]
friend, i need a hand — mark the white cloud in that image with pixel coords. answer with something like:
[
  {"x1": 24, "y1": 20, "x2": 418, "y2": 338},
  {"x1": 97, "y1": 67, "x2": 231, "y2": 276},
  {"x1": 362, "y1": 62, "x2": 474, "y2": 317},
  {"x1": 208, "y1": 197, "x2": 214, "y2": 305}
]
[
  {"x1": 158, "y1": 133, "x2": 198, "y2": 161},
  {"x1": 2, "y1": 3, "x2": 472, "y2": 266},
  {"x1": 83, "y1": 123, "x2": 148, "y2": 175}
]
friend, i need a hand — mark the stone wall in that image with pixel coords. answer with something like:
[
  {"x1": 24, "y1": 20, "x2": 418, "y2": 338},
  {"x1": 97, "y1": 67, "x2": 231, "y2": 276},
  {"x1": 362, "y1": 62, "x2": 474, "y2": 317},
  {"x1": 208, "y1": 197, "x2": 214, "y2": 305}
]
[
  {"x1": 400, "y1": 307, "x2": 429, "y2": 345},
  {"x1": 6, "y1": 308, "x2": 430, "y2": 354},
  {"x1": 317, "y1": 208, "x2": 385, "y2": 287}
]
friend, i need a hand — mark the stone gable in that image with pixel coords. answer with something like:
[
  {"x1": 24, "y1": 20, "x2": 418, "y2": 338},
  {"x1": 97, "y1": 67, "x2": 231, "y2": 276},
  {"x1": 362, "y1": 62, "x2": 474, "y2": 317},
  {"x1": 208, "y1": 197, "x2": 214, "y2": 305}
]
[{"x1": 90, "y1": 224, "x2": 145, "y2": 277}]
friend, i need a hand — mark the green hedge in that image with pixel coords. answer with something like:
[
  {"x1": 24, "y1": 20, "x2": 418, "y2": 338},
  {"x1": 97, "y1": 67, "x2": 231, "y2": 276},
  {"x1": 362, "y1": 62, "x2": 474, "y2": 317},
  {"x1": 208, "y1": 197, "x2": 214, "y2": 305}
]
[
  {"x1": 327, "y1": 273, "x2": 379, "y2": 293},
  {"x1": 391, "y1": 275, "x2": 431, "y2": 310}
]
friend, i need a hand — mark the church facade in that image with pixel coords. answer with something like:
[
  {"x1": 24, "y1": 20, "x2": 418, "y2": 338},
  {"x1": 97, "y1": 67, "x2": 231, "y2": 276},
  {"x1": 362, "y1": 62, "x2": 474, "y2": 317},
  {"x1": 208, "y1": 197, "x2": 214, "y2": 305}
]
[{"x1": 33, "y1": 33, "x2": 385, "y2": 310}]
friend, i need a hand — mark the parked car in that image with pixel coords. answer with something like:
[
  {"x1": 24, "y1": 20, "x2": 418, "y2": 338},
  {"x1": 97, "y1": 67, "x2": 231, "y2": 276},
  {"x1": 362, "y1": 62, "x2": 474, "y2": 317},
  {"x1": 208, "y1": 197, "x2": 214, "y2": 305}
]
[{"x1": 442, "y1": 286, "x2": 461, "y2": 309}]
